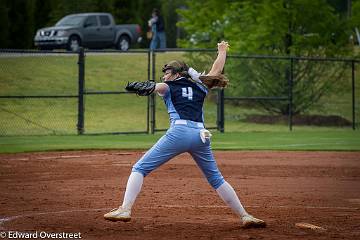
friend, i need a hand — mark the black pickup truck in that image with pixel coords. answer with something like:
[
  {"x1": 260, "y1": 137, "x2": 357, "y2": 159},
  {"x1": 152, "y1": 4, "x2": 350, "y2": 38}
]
[{"x1": 34, "y1": 13, "x2": 142, "y2": 51}]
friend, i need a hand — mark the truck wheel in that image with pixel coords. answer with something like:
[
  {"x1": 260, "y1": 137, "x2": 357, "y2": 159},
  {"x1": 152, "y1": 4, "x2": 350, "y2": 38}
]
[
  {"x1": 67, "y1": 36, "x2": 81, "y2": 52},
  {"x1": 117, "y1": 35, "x2": 130, "y2": 51}
]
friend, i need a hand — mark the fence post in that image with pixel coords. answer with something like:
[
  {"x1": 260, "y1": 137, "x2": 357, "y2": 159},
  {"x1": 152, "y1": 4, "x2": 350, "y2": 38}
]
[
  {"x1": 147, "y1": 50, "x2": 151, "y2": 134},
  {"x1": 77, "y1": 47, "x2": 85, "y2": 135},
  {"x1": 352, "y1": 60, "x2": 356, "y2": 130},
  {"x1": 217, "y1": 89, "x2": 225, "y2": 132},
  {"x1": 150, "y1": 51, "x2": 156, "y2": 134},
  {"x1": 288, "y1": 58, "x2": 293, "y2": 131}
]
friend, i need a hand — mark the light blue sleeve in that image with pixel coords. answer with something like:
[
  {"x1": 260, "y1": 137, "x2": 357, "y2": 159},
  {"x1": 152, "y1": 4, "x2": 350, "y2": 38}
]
[{"x1": 158, "y1": 83, "x2": 170, "y2": 98}]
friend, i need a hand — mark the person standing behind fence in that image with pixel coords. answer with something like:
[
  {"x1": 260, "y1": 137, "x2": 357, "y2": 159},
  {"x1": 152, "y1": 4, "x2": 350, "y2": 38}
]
[{"x1": 148, "y1": 8, "x2": 166, "y2": 50}]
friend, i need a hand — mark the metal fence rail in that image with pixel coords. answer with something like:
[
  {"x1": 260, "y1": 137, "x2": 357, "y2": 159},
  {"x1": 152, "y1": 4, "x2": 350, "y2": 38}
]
[
  {"x1": 225, "y1": 54, "x2": 359, "y2": 131},
  {"x1": 0, "y1": 48, "x2": 358, "y2": 136},
  {"x1": 77, "y1": 48, "x2": 151, "y2": 135}
]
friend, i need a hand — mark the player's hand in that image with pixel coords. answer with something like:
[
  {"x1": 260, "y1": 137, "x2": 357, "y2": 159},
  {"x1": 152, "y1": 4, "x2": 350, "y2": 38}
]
[{"x1": 217, "y1": 41, "x2": 230, "y2": 53}]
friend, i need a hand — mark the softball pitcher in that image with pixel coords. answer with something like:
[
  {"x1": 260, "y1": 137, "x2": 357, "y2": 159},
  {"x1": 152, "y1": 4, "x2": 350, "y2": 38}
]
[{"x1": 104, "y1": 41, "x2": 266, "y2": 228}]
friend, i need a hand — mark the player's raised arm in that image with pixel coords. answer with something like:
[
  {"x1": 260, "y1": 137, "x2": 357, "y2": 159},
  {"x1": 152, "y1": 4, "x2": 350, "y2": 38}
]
[
  {"x1": 194, "y1": 41, "x2": 229, "y2": 89},
  {"x1": 207, "y1": 41, "x2": 230, "y2": 76}
]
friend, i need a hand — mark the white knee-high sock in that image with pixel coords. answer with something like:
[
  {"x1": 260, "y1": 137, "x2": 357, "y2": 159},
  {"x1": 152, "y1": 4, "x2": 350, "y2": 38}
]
[
  {"x1": 216, "y1": 181, "x2": 248, "y2": 218},
  {"x1": 121, "y1": 171, "x2": 144, "y2": 210}
]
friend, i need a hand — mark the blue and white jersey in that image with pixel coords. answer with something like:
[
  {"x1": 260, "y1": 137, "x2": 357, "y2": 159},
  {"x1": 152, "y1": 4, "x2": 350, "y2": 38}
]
[{"x1": 162, "y1": 77, "x2": 208, "y2": 123}]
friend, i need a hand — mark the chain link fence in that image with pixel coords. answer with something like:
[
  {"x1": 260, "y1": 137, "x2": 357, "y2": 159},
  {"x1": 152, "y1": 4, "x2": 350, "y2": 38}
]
[
  {"x1": 0, "y1": 50, "x2": 78, "y2": 135},
  {"x1": 0, "y1": 49, "x2": 358, "y2": 136},
  {"x1": 223, "y1": 55, "x2": 359, "y2": 131},
  {"x1": 82, "y1": 50, "x2": 150, "y2": 134}
]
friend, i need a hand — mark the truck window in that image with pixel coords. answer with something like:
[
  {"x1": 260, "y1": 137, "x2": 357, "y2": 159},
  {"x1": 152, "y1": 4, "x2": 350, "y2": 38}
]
[
  {"x1": 99, "y1": 16, "x2": 111, "y2": 26},
  {"x1": 84, "y1": 16, "x2": 98, "y2": 27},
  {"x1": 56, "y1": 15, "x2": 85, "y2": 26}
]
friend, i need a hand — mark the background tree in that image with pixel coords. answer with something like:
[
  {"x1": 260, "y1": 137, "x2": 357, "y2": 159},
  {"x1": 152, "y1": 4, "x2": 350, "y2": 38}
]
[
  {"x1": 1, "y1": 0, "x2": 36, "y2": 49},
  {"x1": 34, "y1": 0, "x2": 54, "y2": 30},
  {"x1": 0, "y1": 0, "x2": 10, "y2": 48},
  {"x1": 48, "y1": 0, "x2": 115, "y2": 25},
  {"x1": 160, "y1": 0, "x2": 185, "y2": 48},
  {"x1": 350, "y1": 0, "x2": 360, "y2": 47},
  {"x1": 178, "y1": 0, "x2": 356, "y2": 115}
]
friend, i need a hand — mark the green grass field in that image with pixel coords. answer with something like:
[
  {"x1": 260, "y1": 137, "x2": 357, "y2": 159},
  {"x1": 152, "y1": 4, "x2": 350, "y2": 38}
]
[
  {"x1": 0, "y1": 52, "x2": 359, "y2": 153},
  {"x1": 0, "y1": 130, "x2": 359, "y2": 153}
]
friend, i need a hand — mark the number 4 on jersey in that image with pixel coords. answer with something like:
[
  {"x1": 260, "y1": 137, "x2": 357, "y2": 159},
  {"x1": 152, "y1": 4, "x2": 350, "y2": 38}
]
[{"x1": 182, "y1": 87, "x2": 193, "y2": 100}]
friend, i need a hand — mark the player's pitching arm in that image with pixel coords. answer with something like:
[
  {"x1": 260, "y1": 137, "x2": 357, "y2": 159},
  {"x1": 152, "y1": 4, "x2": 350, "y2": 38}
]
[
  {"x1": 188, "y1": 41, "x2": 230, "y2": 89},
  {"x1": 207, "y1": 41, "x2": 229, "y2": 76},
  {"x1": 125, "y1": 41, "x2": 230, "y2": 95}
]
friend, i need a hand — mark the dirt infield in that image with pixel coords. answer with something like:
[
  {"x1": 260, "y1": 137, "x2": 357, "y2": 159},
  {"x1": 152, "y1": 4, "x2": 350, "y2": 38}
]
[{"x1": 0, "y1": 150, "x2": 359, "y2": 239}]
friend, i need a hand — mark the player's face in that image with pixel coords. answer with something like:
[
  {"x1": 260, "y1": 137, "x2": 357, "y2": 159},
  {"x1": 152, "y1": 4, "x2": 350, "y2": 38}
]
[{"x1": 162, "y1": 70, "x2": 178, "y2": 82}]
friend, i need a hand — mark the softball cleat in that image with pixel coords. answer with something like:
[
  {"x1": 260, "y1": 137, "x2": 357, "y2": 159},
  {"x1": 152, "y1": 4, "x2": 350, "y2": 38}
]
[
  {"x1": 242, "y1": 215, "x2": 266, "y2": 228},
  {"x1": 104, "y1": 207, "x2": 131, "y2": 222}
]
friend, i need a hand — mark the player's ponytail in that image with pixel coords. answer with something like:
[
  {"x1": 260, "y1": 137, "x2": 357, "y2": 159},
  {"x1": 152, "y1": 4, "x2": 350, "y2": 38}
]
[
  {"x1": 199, "y1": 75, "x2": 229, "y2": 89},
  {"x1": 162, "y1": 60, "x2": 229, "y2": 88}
]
